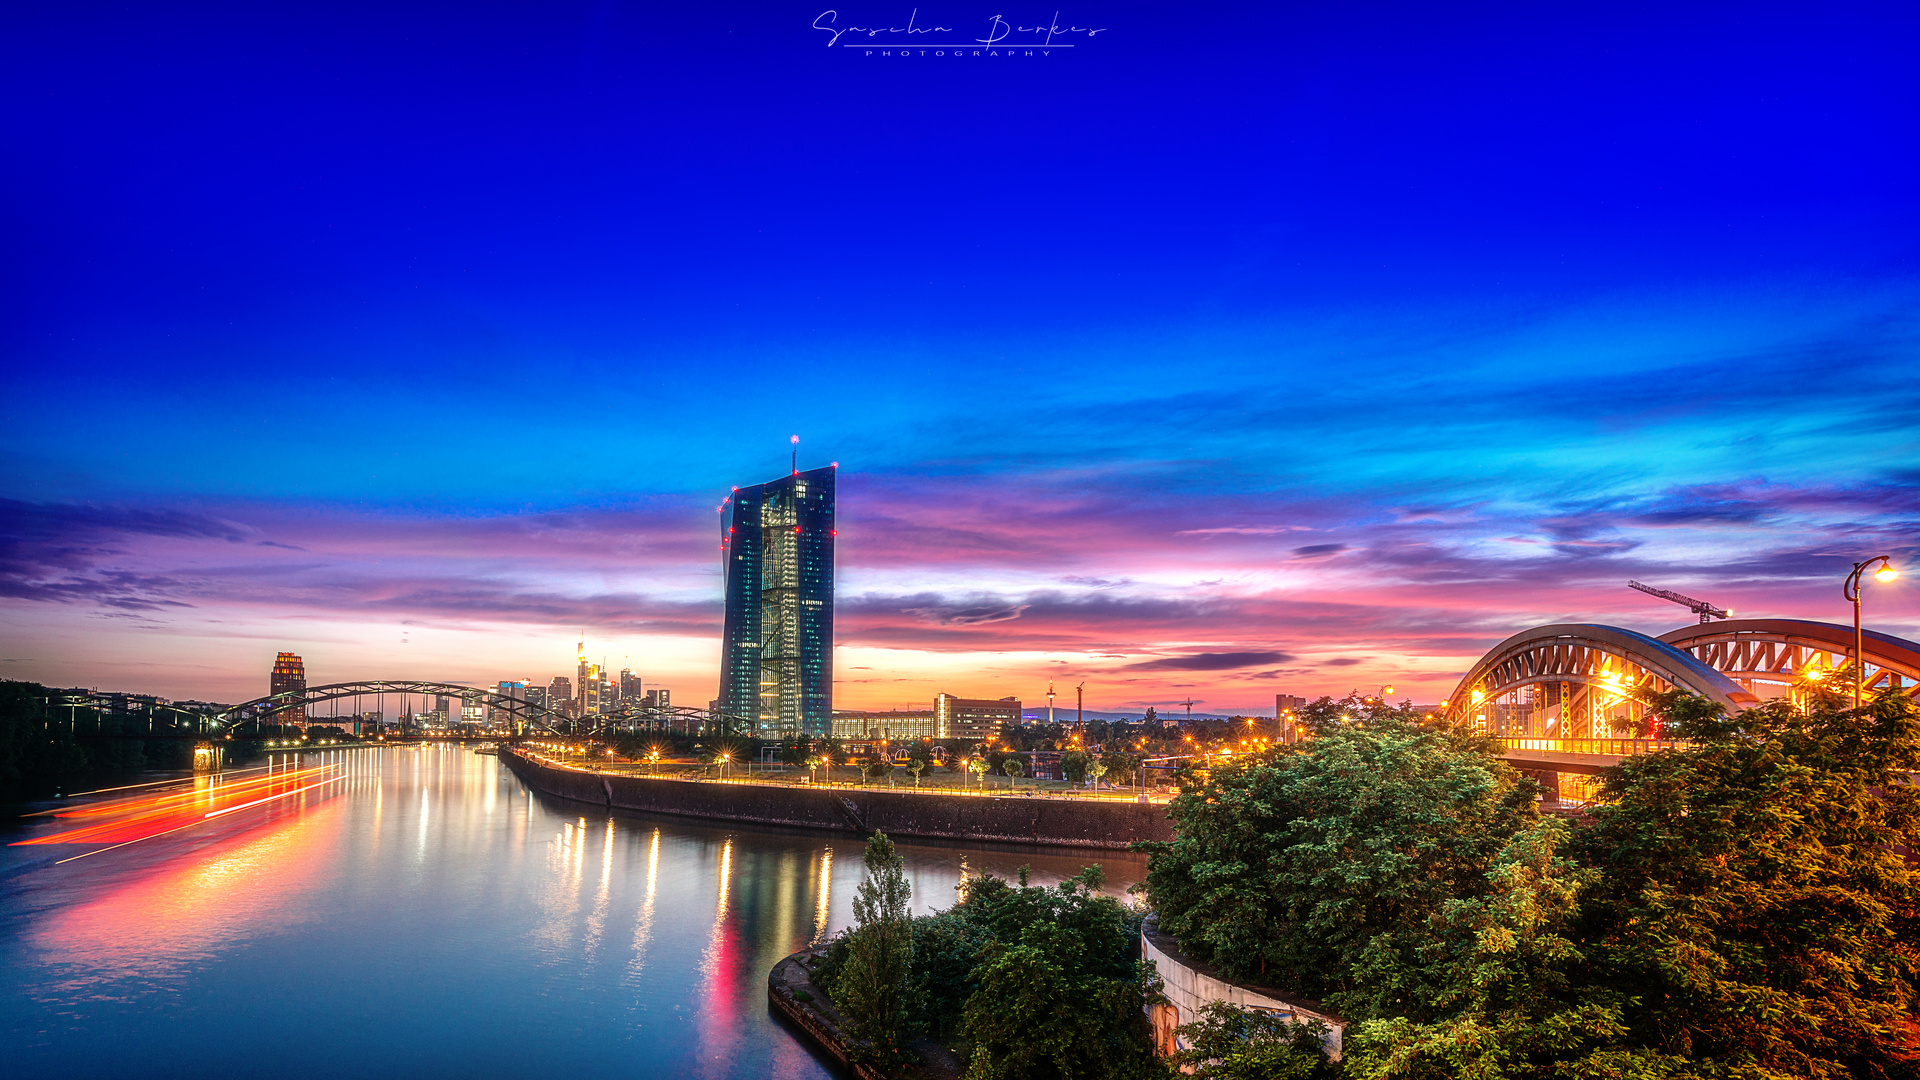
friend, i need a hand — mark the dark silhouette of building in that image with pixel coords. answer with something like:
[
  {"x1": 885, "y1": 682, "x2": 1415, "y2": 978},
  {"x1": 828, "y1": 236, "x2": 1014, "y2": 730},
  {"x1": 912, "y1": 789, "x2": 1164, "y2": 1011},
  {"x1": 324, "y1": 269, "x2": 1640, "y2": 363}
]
[
  {"x1": 718, "y1": 462, "x2": 836, "y2": 738},
  {"x1": 270, "y1": 652, "x2": 307, "y2": 726}
]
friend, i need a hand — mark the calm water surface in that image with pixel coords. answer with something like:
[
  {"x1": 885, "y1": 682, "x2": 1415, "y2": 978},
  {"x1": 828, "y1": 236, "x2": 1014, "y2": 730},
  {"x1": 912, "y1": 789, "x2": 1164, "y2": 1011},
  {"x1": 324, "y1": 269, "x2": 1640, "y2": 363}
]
[{"x1": 0, "y1": 745, "x2": 1143, "y2": 1080}]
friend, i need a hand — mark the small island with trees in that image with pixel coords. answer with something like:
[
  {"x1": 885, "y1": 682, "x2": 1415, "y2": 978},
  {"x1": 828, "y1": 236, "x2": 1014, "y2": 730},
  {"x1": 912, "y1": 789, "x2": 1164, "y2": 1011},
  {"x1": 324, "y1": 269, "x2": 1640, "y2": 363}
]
[{"x1": 771, "y1": 687, "x2": 1920, "y2": 1079}]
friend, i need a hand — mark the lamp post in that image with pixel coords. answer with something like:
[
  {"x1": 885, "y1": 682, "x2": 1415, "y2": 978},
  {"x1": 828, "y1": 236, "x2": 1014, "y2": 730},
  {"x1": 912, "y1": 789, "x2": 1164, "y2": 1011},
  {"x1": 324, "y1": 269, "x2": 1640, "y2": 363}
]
[{"x1": 1844, "y1": 556, "x2": 1899, "y2": 710}]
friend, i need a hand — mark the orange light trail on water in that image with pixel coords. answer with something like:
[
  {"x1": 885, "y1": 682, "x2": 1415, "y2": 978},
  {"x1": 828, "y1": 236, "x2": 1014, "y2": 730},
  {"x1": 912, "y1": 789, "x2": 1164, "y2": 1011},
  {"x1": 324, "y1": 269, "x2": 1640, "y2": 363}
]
[{"x1": 12, "y1": 763, "x2": 346, "y2": 854}]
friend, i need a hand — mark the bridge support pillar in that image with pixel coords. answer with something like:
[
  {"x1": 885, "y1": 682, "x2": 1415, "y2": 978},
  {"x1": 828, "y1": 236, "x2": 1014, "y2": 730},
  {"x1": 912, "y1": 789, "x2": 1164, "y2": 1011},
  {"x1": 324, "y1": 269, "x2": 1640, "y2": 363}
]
[
  {"x1": 192, "y1": 741, "x2": 221, "y2": 774},
  {"x1": 1515, "y1": 768, "x2": 1560, "y2": 805}
]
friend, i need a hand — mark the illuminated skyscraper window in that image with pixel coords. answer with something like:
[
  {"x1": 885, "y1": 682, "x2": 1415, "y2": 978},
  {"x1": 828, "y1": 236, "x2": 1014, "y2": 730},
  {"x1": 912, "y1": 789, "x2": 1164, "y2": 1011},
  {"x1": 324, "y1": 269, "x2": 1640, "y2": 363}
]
[
  {"x1": 717, "y1": 463, "x2": 835, "y2": 737},
  {"x1": 270, "y1": 651, "x2": 307, "y2": 726}
]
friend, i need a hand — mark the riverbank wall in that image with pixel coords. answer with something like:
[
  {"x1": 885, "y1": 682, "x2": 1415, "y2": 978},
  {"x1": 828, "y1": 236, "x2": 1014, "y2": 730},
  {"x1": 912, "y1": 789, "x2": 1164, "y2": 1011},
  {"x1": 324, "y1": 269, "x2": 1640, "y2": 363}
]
[{"x1": 500, "y1": 748, "x2": 1172, "y2": 849}]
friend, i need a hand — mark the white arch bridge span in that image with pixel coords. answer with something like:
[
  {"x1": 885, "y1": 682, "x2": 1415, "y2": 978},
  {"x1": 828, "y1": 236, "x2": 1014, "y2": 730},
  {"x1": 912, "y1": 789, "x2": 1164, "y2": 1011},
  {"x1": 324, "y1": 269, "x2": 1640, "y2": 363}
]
[{"x1": 1443, "y1": 618, "x2": 1920, "y2": 792}]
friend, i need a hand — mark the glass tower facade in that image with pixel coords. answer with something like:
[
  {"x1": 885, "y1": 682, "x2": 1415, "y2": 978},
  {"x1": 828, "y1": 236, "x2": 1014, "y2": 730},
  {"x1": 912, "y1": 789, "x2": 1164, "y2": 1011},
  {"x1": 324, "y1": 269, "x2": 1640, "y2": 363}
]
[{"x1": 718, "y1": 464, "x2": 835, "y2": 737}]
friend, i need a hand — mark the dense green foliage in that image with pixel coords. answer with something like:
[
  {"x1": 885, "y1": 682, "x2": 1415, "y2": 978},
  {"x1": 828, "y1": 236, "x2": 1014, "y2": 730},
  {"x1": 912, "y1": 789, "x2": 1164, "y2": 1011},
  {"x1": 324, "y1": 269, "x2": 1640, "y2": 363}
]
[
  {"x1": 1140, "y1": 691, "x2": 1920, "y2": 1079},
  {"x1": 1172, "y1": 1001, "x2": 1339, "y2": 1080},
  {"x1": 0, "y1": 680, "x2": 197, "y2": 780},
  {"x1": 1568, "y1": 689, "x2": 1920, "y2": 1079},
  {"x1": 1139, "y1": 706, "x2": 1537, "y2": 1005},
  {"x1": 818, "y1": 852, "x2": 1162, "y2": 1079}
]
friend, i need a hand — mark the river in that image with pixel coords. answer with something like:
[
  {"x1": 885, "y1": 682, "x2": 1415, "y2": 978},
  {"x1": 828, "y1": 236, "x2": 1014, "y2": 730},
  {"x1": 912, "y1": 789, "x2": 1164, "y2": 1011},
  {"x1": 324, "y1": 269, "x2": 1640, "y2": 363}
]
[{"x1": 0, "y1": 744, "x2": 1145, "y2": 1079}]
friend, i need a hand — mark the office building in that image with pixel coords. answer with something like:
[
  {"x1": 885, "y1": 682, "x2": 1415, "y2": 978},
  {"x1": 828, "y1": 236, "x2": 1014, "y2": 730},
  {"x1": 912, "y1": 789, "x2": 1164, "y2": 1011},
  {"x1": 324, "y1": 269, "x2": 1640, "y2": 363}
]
[
  {"x1": 932, "y1": 694, "x2": 1020, "y2": 742},
  {"x1": 620, "y1": 669, "x2": 641, "y2": 706},
  {"x1": 548, "y1": 676, "x2": 572, "y2": 716},
  {"x1": 270, "y1": 652, "x2": 307, "y2": 726},
  {"x1": 717, "y1": 462, "x2": 836, "y2": 738},
  {"x1": 494, "y1": 680, "x2": 526, "y2": 732},
  {"x1": 832, "y1": 710, "x2": 936, "y2": 741},
  {"x1": 1276, "y1": 694, "x2": 1310, "y2": 742}
]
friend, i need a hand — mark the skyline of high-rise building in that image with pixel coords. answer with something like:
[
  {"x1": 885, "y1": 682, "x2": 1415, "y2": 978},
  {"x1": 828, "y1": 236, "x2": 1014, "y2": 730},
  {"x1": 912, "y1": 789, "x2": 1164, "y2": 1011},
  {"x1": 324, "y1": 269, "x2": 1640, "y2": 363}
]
[
  {"x1": 269, "y1": 651, "x2": 306, "y2": 726},
  {"x1": 718, "y1": 462, "x2": 836, "y2": 738}
]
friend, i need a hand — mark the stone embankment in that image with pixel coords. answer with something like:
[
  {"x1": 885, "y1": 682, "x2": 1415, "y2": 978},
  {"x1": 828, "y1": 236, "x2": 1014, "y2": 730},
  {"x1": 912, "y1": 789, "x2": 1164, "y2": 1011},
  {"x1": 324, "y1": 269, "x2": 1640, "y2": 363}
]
[
  {"x1": 500, "y1": 747, "x2": 1172, "y2": 848},
  {"x1": 768, "y1": 946, "x2": 883, "y2": 1080}
]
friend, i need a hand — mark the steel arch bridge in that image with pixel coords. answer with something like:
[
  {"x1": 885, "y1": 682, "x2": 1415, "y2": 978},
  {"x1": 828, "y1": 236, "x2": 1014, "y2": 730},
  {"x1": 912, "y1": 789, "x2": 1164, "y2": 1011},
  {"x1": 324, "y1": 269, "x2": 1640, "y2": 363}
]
[
  {"x1": 1442, "y1": 623, "x2": 1759, "y2": 740},
  {"x1": 1658, "y1": 618, "x2": 1920, "y2": 701},
  {"x1": 1443, "y1": 619, "x2": 1920, "y2": 784},
  {"x1": 214, "y1": 681, "x2": 760, "y2": 739}
]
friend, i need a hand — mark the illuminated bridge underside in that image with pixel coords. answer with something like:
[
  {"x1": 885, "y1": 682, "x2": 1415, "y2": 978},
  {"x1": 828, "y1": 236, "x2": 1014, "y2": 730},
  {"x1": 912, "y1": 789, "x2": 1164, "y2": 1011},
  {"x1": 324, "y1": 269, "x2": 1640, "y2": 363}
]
[
  {"x1": 1659, "y1": 618, "x2": 1920, "y2": 700},
  {"x1": 1447, "y1": 624, "x2": 1760, "y2": 776}
]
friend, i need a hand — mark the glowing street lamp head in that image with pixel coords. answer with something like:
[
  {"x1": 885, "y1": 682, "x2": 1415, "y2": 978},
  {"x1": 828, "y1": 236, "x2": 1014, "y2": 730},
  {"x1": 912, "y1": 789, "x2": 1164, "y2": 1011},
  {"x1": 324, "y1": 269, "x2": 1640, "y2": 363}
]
[{"x1": 1875, "y1": 564, "x2": 1899, "y2": 583}]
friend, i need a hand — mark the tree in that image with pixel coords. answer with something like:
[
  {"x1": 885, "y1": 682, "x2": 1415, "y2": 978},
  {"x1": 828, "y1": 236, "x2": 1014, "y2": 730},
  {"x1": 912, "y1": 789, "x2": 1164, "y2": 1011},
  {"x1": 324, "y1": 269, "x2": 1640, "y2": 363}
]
[
  {"x1": 1100, "y1": 750, "x2": 1137, "y2": 789},
  {"x1": 834, "y1": 832, "x2": 916, "y2": 1066},
  {"x1": 968, "y1": 756, "x2": 990, "y2": 789},
  {"x1": 954, "y1": 867, "x2": 1165, "y2": 1080},
  {"x1": 1137, "y1": 716, "x2": 1538, "y2": 1006},
  {"x1": 1142, "y1": 707, "x2": 1159, "y2": 725},
  {"x1": 1173, "y1": 1001, "x2": 1339, "y2": 1080},
  {"x1": 1341, "y1": 818, "x2": 1637, "y2": 1079},
  {"x1": 1001, "y1": 756, "x2": 1025, "y2": 790},
  {"x1": 1087, "y1": 759, "x2": 1109, "y2": 790},
  {"x1": 1061, "y1": 751, "x2": 1091, "y2": 784},
  {"x1": 781, "y1": 735, "x2": 814, "y2": 767},
  {"x1": 1567, "y1": 689, "x2": 1920, "y2": 1078},
  {"x1": 906, "y1": 759, "x2": 927, "y2": 788}
]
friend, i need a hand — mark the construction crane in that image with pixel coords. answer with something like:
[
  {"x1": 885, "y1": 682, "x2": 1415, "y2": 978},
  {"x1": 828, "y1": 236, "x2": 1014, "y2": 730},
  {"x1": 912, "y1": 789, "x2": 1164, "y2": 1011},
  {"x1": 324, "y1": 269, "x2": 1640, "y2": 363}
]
[{"x1": 1628, "y1": 580, "x2": 1730, "y2": 623}]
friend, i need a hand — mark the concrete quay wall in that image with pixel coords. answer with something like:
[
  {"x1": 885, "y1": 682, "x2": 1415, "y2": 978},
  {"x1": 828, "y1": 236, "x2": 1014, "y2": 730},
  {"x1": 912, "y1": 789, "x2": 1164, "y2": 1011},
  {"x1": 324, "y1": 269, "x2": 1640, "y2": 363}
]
[{"x1": 501, "y1": 748, "x2": 1173, "y2": 849}]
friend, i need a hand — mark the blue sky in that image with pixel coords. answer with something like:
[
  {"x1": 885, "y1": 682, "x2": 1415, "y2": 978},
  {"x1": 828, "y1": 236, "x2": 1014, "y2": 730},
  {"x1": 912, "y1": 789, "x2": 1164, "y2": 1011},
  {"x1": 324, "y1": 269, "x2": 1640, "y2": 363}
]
[{"x1": 2, "y1": 1, "x2": 1916, "y2": 707}]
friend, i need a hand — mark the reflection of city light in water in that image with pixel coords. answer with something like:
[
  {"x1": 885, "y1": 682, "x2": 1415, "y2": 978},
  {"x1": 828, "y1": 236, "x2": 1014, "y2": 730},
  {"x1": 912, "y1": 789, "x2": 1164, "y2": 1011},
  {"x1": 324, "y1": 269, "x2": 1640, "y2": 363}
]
[
  {"x1": 698, "y1": 837, "x2": 741, "y2": 1077},
  {"x1": 29, "y1": 799, "x2": 346, "y2": 995},
  {"x1": 813, "y1": 846, "x2": 833, "y2": 943},
  {"x1": 625, "y1": 829, "x2": 660, "y2": 986}
]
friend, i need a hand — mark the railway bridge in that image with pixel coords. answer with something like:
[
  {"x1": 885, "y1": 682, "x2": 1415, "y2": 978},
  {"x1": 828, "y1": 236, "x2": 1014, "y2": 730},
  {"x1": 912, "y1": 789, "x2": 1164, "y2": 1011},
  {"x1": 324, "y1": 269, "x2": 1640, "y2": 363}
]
[{"x1": 1444, "y1": 618, "x2": 1920, "y2": 798}]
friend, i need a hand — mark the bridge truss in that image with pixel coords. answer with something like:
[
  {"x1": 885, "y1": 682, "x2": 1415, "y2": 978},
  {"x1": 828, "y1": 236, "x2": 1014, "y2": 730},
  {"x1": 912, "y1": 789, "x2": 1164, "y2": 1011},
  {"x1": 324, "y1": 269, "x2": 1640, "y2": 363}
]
[
  {"x1": 1446, "y1": 618, "x2": 1920, "y2": 740},
  {"x1": 1442, "y1": 623, "x2": 1759, "y2": 738},
  {"x1": 1658, "y1": 618, "x2": 1920, "y2": 702},
  {"x1": 213, "y1": 680, "x2": 764, "y2": 740}
]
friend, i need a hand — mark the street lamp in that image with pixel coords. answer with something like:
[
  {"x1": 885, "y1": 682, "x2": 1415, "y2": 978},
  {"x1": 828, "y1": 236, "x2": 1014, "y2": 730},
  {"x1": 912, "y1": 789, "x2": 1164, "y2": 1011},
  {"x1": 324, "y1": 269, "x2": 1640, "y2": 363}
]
[{"x1": 1844, "y1": 556, "x2": 1899, "y2": 710}]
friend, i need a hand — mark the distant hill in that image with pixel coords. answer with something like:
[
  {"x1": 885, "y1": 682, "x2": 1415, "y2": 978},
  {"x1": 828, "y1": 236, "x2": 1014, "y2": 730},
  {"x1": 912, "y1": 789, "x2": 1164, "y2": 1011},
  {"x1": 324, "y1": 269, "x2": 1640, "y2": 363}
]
[{"x1": 1017, "y1": 709, "x2": 1253, "y2": 723}]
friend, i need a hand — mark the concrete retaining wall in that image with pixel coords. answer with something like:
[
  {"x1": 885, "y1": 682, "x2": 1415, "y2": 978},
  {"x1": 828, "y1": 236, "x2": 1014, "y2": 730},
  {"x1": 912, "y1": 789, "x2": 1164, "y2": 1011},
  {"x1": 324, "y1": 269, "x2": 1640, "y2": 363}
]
[
  {"x1": 1142, "y1": 915, "x2": 1346, "y2": 1060},
  {"x1": 501, "y1": 748, "x2": 1173, "y2": 849}
]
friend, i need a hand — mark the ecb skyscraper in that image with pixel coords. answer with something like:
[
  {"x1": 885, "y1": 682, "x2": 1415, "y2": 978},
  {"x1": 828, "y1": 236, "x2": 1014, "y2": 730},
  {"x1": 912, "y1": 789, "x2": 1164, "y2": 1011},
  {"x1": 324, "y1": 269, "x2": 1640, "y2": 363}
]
[{"x1": 717, "y1": 458, "x2": 835, "y2": 737}]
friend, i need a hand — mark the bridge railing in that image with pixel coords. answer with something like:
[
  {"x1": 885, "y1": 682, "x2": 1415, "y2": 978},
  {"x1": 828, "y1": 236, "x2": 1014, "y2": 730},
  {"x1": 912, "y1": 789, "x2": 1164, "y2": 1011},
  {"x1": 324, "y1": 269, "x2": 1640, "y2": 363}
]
[{"x1": 1497, "y1": 737, "x2": 1682, "y2": 757}]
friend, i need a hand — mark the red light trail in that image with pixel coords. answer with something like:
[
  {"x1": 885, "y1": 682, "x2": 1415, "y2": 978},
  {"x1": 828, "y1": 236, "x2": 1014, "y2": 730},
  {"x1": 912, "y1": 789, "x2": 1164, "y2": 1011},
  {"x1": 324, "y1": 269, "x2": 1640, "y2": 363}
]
[{"x1": 12, "y1": 762, "x2": 348, "y2": 863}]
